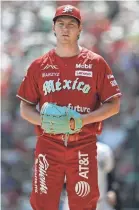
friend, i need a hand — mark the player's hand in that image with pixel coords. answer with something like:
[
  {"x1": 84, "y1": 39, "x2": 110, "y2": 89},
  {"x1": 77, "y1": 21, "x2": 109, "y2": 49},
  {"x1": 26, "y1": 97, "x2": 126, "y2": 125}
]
[{"x1": 40, "y1": 103, "x2": 82, "y2": 135}]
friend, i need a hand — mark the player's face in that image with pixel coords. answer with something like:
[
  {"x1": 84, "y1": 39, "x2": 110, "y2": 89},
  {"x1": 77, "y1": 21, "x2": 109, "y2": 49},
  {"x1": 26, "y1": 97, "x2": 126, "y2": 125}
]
[{"x1": 53, "y1": 16, "x2": 82, "y2": 44}]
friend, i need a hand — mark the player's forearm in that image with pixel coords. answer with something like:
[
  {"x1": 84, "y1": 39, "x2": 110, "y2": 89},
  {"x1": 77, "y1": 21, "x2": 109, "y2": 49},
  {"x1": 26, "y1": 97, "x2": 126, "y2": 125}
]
[
  {"x1": 81, "y1": 97, "x2": 120, "y2": 126},
  {"x1": 20, "y1": 101, "x2": 41, "y2": 125}
]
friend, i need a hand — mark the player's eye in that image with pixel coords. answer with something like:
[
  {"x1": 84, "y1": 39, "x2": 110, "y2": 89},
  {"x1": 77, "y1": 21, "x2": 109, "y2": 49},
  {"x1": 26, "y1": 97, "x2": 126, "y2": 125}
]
[{"x1": 58, "y1": 22, "x2": 64, "y2": 27}]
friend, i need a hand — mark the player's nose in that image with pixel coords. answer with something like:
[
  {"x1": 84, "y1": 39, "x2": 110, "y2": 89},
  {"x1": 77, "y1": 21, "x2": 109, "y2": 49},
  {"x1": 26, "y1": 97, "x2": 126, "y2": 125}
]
[{"x1": 62, "y1": 24, "x2": 69, "y2": 30}]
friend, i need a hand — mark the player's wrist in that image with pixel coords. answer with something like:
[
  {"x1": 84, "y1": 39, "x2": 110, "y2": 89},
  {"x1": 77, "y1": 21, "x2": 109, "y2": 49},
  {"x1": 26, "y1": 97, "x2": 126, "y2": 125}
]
[
  {"x1": 80, "y1": 114, "x2": 87, "y2": 126},
  {"x1": 38, "y1": 115, "x2": 42, "y2": 126}
]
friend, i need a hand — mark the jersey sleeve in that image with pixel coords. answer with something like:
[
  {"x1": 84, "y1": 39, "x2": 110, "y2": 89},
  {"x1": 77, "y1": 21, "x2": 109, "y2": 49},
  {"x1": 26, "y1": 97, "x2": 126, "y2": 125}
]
[
  {"x1": 96, "y1": 56, "x2": 122, "y2": 103},
  {"x1": 16, "y1": 60, "x2": 40, "y2": 105}
]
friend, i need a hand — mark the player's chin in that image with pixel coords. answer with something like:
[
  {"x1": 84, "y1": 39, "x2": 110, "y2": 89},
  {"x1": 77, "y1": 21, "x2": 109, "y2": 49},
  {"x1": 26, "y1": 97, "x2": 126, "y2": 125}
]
[{"x1": 60, "y1": 39, "x2": 71, "y2": 44}]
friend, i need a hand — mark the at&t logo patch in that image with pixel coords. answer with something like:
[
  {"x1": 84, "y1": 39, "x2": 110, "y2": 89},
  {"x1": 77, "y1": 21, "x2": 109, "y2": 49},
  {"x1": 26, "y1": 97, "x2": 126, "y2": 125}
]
[{"x1": 75, "y1": 181, "x2": 90, "y2": 197}]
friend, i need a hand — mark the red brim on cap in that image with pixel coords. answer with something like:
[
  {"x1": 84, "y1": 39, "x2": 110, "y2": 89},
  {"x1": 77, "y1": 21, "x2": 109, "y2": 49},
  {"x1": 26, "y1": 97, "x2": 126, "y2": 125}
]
[{"x1": 53, "y1": 14, "x2": 81, "y2": 23}]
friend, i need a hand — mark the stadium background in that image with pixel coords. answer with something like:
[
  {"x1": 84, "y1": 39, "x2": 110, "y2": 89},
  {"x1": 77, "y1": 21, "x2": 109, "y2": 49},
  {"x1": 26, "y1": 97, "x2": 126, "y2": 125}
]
[{"x1": 1, "y1": 1, "x2": 139, "y2": 210}]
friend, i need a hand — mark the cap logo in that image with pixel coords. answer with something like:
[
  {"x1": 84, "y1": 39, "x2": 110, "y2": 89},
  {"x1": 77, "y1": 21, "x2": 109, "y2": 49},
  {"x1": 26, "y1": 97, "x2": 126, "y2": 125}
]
[{"x1": 62, "y1": 5, "x2": 73, "y2": 13}]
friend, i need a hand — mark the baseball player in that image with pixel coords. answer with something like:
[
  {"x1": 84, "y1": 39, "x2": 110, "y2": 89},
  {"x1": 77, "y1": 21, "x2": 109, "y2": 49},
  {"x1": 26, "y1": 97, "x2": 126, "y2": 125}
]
[
  {"x1": 59, "y1": 142, "x2": 116, "y2": 210},
  {"x1": 16, "y1": 4, "x2": 122, "y2": 210}
]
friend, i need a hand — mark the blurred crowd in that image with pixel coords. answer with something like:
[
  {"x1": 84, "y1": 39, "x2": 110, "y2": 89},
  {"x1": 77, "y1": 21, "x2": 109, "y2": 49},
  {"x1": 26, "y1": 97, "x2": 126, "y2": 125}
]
[{"x1": 1, "y1": 1, "x2": 139, "y2": 210}]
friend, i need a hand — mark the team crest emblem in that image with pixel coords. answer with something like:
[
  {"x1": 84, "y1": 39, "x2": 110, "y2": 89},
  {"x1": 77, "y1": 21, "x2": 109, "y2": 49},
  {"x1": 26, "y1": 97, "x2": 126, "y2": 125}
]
[{"x1": 62, "y1": 5, "x2": 73, "y2": 13}]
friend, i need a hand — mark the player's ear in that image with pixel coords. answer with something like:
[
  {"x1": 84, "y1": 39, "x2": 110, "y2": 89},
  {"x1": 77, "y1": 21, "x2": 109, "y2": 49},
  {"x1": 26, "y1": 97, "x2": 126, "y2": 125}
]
[
  {"x1": 79, "y1": 23, "x2": 82, "y2": 33},
  {"x1": 77, "y1": 24, "x2": 82, "y2": 40},
  {"x1": 52, "y1": 23, "x2": 56, "y2": 37}
]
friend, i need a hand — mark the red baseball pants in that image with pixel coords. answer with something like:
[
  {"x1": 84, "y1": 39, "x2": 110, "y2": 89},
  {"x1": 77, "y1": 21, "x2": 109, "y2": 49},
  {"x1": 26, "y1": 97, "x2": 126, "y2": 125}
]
[{"x1": 30, "y1": 136, "x2": 99, "y2": 210}]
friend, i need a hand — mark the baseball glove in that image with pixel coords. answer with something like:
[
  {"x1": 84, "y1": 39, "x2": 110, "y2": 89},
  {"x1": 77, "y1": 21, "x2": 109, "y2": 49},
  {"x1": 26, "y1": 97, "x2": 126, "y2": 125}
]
[{"x1": 40, "y1": 102, "x2": 82, "y2": 135}]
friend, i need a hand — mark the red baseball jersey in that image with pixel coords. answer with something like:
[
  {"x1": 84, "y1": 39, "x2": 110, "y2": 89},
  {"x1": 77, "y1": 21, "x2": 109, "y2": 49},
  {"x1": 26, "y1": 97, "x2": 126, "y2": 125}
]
[{"x1": 17, "y1": 47, "x2": 122, "y2": 140}]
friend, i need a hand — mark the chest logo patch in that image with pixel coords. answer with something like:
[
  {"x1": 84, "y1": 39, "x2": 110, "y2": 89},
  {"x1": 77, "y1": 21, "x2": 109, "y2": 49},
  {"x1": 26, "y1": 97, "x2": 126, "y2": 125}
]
[
  {"x1": 75, "y1": 70, "x2": 93, "y2": 77},
  {"x1": 76, "y1": 64, "x2": 92, "y2": 69},
  {"x1": 42, "y1": 64, "x2": 58, "y2": 70}
]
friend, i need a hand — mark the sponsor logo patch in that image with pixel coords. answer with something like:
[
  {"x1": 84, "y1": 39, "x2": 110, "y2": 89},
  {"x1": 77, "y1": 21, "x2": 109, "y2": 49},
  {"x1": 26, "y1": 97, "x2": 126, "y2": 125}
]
[
  {"x1": 75, "y1": 70, "x2": 93, "y2": 77},
  {"x1": 107, "y1": 74, "x2": 114, "y2": 79},
  {"x1": 34, "y1": 154, "x2": 49, "y2": 194},
  {"x1": 42, "y1": 72, "x2": 60, "y2": 77},
  {"x1": 78, "y1": 151, "x2": 89, "y2": 179},
  {"x1": 76, "y1": 64, "x2": 92, "y2": 69},
  {"x1": 110, "y1": 80, "x2": 118, "y2": 87},
  {"x1": 68, "y1": 103, "x2": 90, "y2": 113},
  {"x1": 42, "y1": 64, "x2": 58, "y2": 70},
  {"x1": 75, "y1": 181, "x2": 90, "y2": 197}
]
